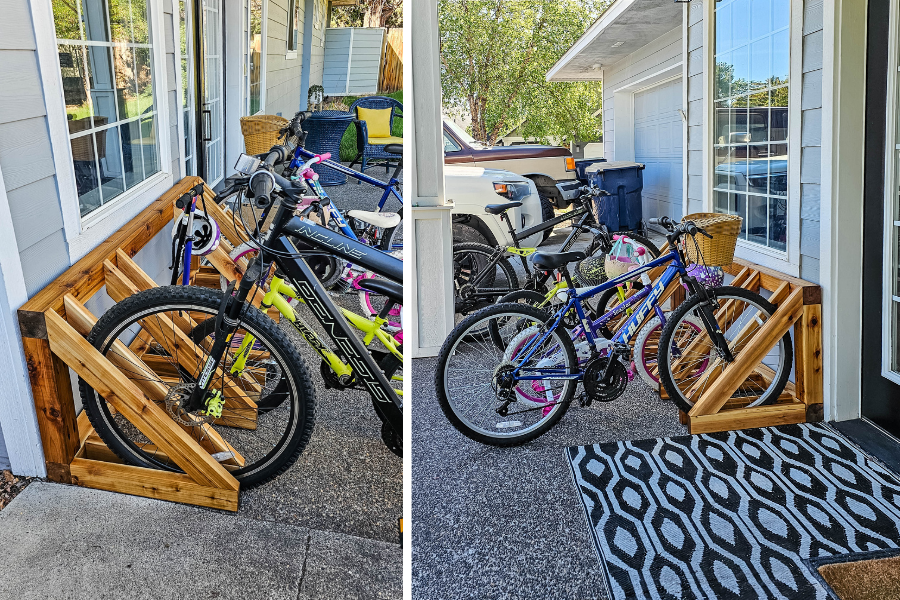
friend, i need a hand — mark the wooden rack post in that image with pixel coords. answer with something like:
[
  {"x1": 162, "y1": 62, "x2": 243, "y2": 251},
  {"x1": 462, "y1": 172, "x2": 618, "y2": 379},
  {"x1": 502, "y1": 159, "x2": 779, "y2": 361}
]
[
  {"x1": 666, "y1": 258, "x2": 823, "y2": 434},
  {"x1": 16, "y1": 176, "x2": 256, "y2": 511}
]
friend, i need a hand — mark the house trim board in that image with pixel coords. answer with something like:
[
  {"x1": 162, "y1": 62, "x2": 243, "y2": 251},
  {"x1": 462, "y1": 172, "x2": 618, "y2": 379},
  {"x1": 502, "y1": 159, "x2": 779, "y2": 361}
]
[
  {"x1": 0, "y1": 162, "x2": 46, "y2": 477},
  {"x1": 881, "y1": 0, "x2": 900, "y2": 387}
]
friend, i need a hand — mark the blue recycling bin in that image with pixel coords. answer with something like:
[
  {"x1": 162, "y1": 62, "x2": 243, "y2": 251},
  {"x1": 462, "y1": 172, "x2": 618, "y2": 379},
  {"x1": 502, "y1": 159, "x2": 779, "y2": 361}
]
[{"x1": 585, "y1": 161, "x2": 645, "y2": 232}]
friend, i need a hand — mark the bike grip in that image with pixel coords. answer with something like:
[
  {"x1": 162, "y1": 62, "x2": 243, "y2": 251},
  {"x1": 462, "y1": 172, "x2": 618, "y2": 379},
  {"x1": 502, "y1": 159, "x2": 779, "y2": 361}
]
[
  {"x1": 318, "y1": 152, "x2": 331, "y2": 161},
  {"x1": 249, "y1": 170, "x2": 275, "y2": 208},
  {"x1": 648, "y1": 218, "x2": 660, "y2": 225},
  {"x1": 175, "y1": 192, "x2": 192, "y2": 210}
]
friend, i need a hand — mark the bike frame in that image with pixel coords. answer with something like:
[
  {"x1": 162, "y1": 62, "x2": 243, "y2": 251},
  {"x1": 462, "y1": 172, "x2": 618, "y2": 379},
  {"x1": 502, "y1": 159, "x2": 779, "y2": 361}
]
[
  {"x1": 290, "y1": 147, "x2": 403, "y2": 213},
  {"x1": 510, "y1": 250, "x2": 688, "y2": 382}
]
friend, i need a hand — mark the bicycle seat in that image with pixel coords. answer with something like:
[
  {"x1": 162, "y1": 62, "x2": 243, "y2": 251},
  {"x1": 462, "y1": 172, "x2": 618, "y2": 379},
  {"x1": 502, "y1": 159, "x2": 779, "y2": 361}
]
[
  {"x1": 357, "y1": 278, "x2": 403, "y2": 307},
  {"x1": 484, "y1": 202, "x2": 522, "y2": 215},
  {"x1": 384, "y1": 144, "x2": 402, "y2": 156},
  {"x1": 347, "y1": 210, "x2": 401, "y2": 229},
  {"x1": 530, "y1": 251, "x2": 586, "y2": 271}
]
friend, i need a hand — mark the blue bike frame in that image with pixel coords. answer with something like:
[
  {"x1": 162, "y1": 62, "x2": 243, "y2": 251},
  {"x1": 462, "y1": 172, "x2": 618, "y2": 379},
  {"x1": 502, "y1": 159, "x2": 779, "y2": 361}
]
[
  {"x1": 290, "y1": 147, "x2": 403, "y2": 214},
  {"x1": 511, "y1": 249, "x2": 688, "y2": 382}
]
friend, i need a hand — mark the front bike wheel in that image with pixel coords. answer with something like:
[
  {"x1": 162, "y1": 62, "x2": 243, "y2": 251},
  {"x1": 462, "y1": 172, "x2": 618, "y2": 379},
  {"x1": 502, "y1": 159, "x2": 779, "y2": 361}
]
[
  {"x1": 379, "y1": 218, "x2": 403, "y2": 252},
  {"x1": 79, "y1": 286, "x2": 317, "y2": 489},
  {"x1": 657, "y1": 286, "x2": 792, "y2": 413},
  {"x1": 436, "y1": 303, "x2": 577, "y2": 446}
]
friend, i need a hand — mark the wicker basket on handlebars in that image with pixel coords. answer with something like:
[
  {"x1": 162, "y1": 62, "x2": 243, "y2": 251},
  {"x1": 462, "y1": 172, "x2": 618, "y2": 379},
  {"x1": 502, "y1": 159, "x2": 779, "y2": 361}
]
[
  {"x1": 240, "y1": 115, "x2": 290, "y2": 155},
  {"x1": 680, "y1": 213, "x2": 742, "y2": 267}
]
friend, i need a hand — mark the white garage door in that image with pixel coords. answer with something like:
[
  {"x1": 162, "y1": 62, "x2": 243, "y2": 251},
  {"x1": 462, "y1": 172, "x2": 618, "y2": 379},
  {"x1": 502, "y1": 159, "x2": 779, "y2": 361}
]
[{"x1": 634, "y1": 78, "x2": 683, "y2": 222}]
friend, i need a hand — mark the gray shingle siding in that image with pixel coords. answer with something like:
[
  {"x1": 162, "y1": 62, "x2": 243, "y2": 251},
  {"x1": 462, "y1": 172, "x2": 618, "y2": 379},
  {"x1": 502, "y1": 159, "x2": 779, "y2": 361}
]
[
  {"x1": 800, "y1": 0, "x2": 823, "y2": 283},
  {"x1": 0, "y1": 1, "x2": 70, "y2": 298},
  {"x1": 685, "y1": 1, "x2": 704, "y2": 215},
  {"x1": 266, "y1": 0, "x2": 304, "y2": 116}
]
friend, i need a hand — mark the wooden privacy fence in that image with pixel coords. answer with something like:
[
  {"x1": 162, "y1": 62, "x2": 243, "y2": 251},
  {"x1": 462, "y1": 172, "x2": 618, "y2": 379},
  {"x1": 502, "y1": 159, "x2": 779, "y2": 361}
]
[
  {"x1": 378, "y1": 28, "x2": 402, "y2": 93},
  {"x1": 16, "y1": 176, "x2": 264, "y2": 511}
]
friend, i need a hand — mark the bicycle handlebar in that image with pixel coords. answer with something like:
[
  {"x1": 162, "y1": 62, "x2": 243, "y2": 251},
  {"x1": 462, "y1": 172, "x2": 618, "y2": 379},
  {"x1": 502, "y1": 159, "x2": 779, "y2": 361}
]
[{"x1": 648, "y1": 217, "x2": 712, "y2": 241}]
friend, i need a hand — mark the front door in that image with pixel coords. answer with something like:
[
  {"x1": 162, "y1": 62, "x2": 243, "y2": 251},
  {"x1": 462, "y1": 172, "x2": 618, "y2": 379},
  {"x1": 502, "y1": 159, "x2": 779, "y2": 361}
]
[
  {"x1": 861, "y1": 0, "x2": 900, "y2": 437},
  {"x1": 201, "y1": 0, "x2": 225, "y2": 186}
]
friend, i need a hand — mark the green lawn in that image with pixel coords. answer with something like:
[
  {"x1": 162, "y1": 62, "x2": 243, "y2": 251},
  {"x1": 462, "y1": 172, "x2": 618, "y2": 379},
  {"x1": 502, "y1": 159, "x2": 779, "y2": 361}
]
[{"x1": 339, "y1": 91, "x2": 403, "y2": 161}]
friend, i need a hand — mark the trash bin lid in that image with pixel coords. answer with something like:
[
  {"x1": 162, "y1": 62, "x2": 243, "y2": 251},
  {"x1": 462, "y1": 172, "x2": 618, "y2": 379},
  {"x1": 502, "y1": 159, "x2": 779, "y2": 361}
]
[
  {"x1": 584, "y1": 161, "x2": 645, "y2": 173},
  {"x1": 305, "y1": 110, "x2": 353, "y2": 121}
]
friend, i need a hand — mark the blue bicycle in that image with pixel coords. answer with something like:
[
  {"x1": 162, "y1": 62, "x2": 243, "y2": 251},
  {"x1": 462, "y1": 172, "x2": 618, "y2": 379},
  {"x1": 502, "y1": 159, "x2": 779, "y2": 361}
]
[{"x1": 436, "y1": 217, "x2": 792, "y2": 445}]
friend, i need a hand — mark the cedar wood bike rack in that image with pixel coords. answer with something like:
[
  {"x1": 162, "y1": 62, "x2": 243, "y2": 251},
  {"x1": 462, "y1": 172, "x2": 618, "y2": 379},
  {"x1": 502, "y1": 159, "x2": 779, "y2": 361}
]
[
  {"x1": 16, "y1": 176, "x2": 267, "y2": 512},
  {"x1": 640, "y1": 243, "x2": 823, "y2": 434}
]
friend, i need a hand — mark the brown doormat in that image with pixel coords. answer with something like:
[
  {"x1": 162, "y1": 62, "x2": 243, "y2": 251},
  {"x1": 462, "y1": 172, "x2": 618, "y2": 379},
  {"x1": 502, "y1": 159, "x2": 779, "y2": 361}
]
[{"x1": 817, "y1": 554, "x2": 900, "y2": 600}]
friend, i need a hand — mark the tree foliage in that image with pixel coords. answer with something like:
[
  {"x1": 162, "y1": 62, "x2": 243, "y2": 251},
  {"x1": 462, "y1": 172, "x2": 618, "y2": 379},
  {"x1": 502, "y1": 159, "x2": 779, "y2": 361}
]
[
  {"x1": 439, "y1": 0, "x2": 607, "y2": 146},
  {"x1": 332, "y1": 0, "x2": 403, "y2": 28}
]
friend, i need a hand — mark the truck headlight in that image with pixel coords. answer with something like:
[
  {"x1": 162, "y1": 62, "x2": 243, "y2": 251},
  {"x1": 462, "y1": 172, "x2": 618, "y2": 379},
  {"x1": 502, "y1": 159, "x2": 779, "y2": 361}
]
[{"x1": 493, "y1": 181, "x2": 531, "y2": 201}]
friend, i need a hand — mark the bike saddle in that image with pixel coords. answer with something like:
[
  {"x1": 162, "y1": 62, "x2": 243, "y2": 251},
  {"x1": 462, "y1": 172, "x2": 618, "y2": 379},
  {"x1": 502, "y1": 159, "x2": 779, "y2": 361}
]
[
  {"x1": 384, "y1": 144, "x2": 402, "y2": 156},
  {"x1": 357, "y1": 278, "x2": 403, "y2": 307},
  {"x1": 484, "y1": 201, "x2": 522, "y2": 215},
  {"x1": 347, "y1": 210, "x2": 401, "y2": 229},
  {"x1": 530, "y1": 251, "x2": 587, "y2": 271}
]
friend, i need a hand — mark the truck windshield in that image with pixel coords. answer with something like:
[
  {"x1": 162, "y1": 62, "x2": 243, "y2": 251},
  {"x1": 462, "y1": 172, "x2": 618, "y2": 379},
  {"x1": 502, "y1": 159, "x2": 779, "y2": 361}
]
[{"x1": 444, "y1": 119, "x2": 485, "y2": 149}]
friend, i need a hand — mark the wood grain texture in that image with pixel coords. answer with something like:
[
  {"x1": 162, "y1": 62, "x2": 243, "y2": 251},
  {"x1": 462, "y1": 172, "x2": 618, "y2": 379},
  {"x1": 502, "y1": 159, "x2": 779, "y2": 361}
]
[
  {"x1": 19, "y1": 177, "x2": 199, "y2": 317},
  {"x1": 688, "y1": 401, "x2": 808, "y2": 435},
  {"x1": 44, "y1": 309, "x2": 238, "y2": 491},
  {"x1": 69, "y1": 458, "x2": 239, "y2": 511},
  {"x1": 20, "y1": 334, "x2": 78, "y2": 482}
]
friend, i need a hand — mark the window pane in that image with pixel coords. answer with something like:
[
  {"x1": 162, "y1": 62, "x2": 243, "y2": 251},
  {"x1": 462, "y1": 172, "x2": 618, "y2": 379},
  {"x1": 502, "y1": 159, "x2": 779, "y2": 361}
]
[
  {"x1": 750, "y1": 0, "x2": 772, "y2": 40},
  {"x1": 55, "y1": 0, "x2": 161, "y2": 219},
  {"x1": 135, "y1": 47, "x2": 155, "y2": 113},
  {"x1": 109, "y1": 0, "x2": 132, "y2": 42},
  {"x1": 120, "y1": 120, "x2": 144, "y2": 188},
  {"x1": 113, "y1": 46, "x2": 140, "y2": 119},
  {"x1": 59, "y1": 45, "x2": 92, "y2": 122},
  {"x1": 99, "y1": 126, "x2": 126, "y2": 204},
  {"x1": 71, "y1": 134, "x2": 101, "y2": 215},
  {"x1": 54, "y1": 0, "x2": 82, "y2": 40}
]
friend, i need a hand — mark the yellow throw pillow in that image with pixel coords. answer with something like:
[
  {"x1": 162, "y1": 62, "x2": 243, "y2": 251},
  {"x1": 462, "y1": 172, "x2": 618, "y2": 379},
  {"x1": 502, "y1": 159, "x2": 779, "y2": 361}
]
[{"x1": 357, "y1": 107, "x2": 392, "y2": 138}]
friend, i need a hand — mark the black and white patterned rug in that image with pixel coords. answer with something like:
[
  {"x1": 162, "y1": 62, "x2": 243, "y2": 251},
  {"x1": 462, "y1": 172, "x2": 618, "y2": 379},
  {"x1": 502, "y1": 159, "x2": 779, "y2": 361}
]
[{"x1": 566, "y1": 423, "x2": 900, "y2": 599}]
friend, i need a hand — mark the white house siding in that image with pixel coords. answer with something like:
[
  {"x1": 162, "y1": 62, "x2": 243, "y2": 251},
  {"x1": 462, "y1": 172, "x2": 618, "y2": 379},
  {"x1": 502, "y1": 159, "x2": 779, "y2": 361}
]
[
  {"x1": 799, "y1": 0, "x2": 824, "y2": 283},
  {"x1": 265, "y1": 0, "x2": 305, "y2": 116},
  {"x1": 0, "y1": 1, "x2": 70, "y2": 298},
  {"x1": 602, "y1": 26, "x2": 683, "y2": 162}
]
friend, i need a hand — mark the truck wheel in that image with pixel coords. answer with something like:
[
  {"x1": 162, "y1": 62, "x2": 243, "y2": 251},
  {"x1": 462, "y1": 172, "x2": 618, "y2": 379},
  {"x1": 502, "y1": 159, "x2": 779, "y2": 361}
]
[{"x1": 540, "y1": 196, "x2": 555, "y2": 242}]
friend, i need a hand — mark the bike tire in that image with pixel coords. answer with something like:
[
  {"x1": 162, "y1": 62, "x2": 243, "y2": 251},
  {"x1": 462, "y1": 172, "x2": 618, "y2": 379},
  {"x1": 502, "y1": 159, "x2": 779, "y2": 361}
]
[
  {"x1": 379, "y1": 218, "x2": 403, "y2": 253},
  {"x1": 657, "y1": 286, "x2": 793, "y2": 413},
  {"x1": 79, "y1": 285, "x2": 317, "y2": 489},
  {"x1": 539, "y1": 196, "x2": 555, "y2": 242},
  {"x1": 452, "y1": 241, "x2": 520, "y2": 319},
  {"x1": 436, "y1": 303, "x2": 577, "y2": 446}
]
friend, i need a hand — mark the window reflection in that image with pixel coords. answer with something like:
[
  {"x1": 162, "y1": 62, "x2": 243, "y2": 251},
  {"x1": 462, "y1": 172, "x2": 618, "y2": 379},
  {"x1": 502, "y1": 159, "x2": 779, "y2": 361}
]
[
  {"x1": 55, "y1": 0, "x2": 160, "y2": 218},
  {"x1": 714, "y1": 0, "x2": 789, "y2": 251}
]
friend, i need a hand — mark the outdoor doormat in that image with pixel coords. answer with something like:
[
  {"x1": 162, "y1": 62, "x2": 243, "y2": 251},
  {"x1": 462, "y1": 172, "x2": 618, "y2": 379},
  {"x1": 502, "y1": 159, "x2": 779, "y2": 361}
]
[
  {"x1": 804, "y1": 547, "x2": 900, "y2": 600},
  {"x1": 565, "y1": 423, "x2": 900, "y2": 600}
]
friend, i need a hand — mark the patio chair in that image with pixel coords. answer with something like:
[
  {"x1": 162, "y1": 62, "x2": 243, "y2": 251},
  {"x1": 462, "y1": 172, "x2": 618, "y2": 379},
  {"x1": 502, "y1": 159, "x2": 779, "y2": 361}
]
[{"x1": 347, "y1": 96, "x2": 403, "y2": 178}]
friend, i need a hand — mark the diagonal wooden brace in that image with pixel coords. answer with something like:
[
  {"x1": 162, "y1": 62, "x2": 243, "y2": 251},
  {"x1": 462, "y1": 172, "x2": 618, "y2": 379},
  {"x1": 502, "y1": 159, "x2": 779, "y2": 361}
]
[
  {"x1": 44, "y1": 309, "x2": 239, "y2": 491},
  {"x1": 688, "y1": 286, "x2": 804, "y2": 417},
  {"x1": 62, "y1": 295, "x2": 246, "y2": 468}
]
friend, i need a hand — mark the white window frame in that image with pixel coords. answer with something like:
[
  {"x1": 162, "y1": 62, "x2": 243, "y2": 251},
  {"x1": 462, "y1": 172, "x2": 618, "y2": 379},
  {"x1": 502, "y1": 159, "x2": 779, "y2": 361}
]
[
  {"x1": 246, "y1": 0, "x2": 268, "y2": 114},
  {"x1": 882, "y1": 0, "x2": 900, "y2": 386},
  {"x1": 286, "y1": 0, "x2": 299, "y2": 59},
  {"x1": 32, "y1": 0, "x2": 173, "y2": 263},
  {"x1": 703, "y1": 0, "x2": 802, "y2": 277}
]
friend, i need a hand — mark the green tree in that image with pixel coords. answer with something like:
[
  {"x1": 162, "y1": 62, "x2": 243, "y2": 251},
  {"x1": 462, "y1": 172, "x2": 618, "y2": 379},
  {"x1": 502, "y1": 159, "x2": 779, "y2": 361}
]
[
  {"x1": 439, "y1": 0, "x2": 607, "y2": 146},
  {"x1": 332, "y1": 0, "x2": 403, "y2": 28}
]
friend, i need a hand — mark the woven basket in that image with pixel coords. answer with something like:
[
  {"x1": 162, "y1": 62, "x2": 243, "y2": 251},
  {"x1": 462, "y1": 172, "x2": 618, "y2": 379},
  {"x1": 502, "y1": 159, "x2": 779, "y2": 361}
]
[
  {"x1": 681, "y1": 212, "x2": 742, "y2": 267},
  {"x1": 240, "y1": 115, "x2": 289, "y2": 155}
]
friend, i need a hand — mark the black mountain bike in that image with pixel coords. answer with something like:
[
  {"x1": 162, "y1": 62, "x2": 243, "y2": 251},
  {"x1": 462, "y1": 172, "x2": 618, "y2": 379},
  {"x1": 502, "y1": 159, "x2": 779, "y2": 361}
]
[
  {"x1": 78, "y1": 128, "x2": 403, "y2": 488},
  {"x1": 452, "y1": 187, "x2": 660, "y2": 324}
]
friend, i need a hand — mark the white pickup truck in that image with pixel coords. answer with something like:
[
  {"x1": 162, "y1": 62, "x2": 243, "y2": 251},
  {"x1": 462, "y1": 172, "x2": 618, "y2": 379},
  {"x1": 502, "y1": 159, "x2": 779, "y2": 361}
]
[{"x1": 444, "y1": 165, "x2": 545, "y2": 248}]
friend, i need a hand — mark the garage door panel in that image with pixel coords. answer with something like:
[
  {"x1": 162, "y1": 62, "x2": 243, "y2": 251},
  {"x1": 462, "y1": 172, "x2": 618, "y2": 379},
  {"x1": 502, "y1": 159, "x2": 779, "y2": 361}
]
[{"x1": 635, "y1": 79, "x2": 684, "y2": 223}]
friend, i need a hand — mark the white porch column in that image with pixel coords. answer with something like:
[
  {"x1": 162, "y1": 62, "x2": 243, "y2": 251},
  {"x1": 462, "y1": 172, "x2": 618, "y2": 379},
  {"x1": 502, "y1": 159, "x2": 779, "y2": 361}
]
[{"x1": 408, "y1": 0, "x2": 454, "y2": 358}]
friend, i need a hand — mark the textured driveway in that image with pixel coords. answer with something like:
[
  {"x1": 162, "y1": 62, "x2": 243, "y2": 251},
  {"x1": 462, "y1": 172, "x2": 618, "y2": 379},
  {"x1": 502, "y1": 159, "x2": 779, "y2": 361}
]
[{"x1": 411, "y1": 227, "x2": 683, "y2": 599}]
